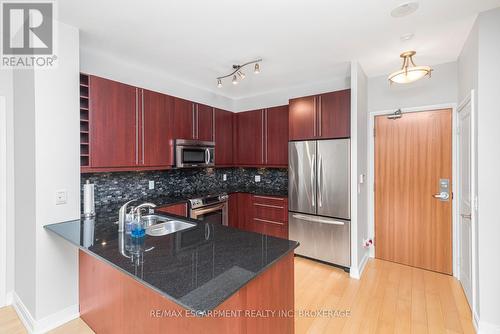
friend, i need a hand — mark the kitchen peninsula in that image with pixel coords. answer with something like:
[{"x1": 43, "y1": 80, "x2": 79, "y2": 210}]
[{"x1": 45, "y1": 195, "x2": 297, "y2": 334}]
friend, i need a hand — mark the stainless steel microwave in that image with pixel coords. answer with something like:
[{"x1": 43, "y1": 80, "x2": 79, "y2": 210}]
[{"x1": 175, "y1": 139, "x2": 215, "y2": 168}]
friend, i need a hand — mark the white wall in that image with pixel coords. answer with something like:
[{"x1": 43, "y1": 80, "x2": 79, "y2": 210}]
[
  {"x1": 80, "y1": 47, "x2": 234, "y2": 111},
  {"x1": 13, "y1": 21, "x2": 80, "y2": 332},
  {"x1": 475, "y1": 7, "x2": 500, "y2": 333},
  {"x1": 349, "y1": 61, "x2": 369, "y2": 278},
  {"x1": 368, "y1": 61, "x2": 458, "y2": 112},
  {"x1": 233, "y1": 75, "x2": 350, "y2": 112},
  {"x1": 0, "y1": 68, "x2": 14, "y2": 306}
]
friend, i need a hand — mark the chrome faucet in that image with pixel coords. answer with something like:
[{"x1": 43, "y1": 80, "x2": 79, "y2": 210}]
[
  {"x1": 118, "y1": 199, "x2": 137, "y2": 232},
  {"x1": 133, "y1": 203, "x2": 157, "y2": 220}
]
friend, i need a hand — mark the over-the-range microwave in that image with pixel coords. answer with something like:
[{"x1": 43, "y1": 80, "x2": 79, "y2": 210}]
[{"x1": 175, "y1": 139, "x2": 215, "y2": 168}]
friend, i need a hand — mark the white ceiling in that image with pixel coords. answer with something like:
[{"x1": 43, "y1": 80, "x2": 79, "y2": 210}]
[{"x1": 59, "y1": 0, "x2": 500, "y2": 99}]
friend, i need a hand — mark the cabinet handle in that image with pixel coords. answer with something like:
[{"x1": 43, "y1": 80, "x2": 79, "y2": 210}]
[
  {"x1": 253, "y1": 203, "x2": 284, "y2": 209},
  {"x1": 141, "y1": 89, "x2": 145, "y2": 164},
  {"x1": 313, "y1": 97, "x2": 317, "y2": 137},
  {"x1": 253, "y1": 218, "x2": 285, "y2": 226},
  {"x1": 253, "y1": 195, "x2": 285, "y2": 201},
  {"x1": 192, "y1": 103, "x2": 196, "y2": 139},
  {"x1": 318, "y1": 95, "x2": 322, "y2": 137},
  {"x1": 196, "y1": 104, "x2": 199, "y2": 139},
  {"x1": 135, "y1": 88, "x2": 139, "y2": 165},
  {"x1": 212, "y1": 107, "x2": 215, "y2": 142},
  {"x1": 261, "y1": 109, "x2": 264, "y2": 164},
  {"x1": 265, "y1": 109, "x2": 268, "y2": 163}
]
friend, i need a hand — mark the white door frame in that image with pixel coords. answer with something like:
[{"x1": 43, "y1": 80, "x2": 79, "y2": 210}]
[
  {"x1": 457, "y1": 91, "x2": 477, "y2": 317},
  {"x1": 367, "y1": 102, "x2": 459, "y2": 277},
  {"x1": 0, "y1": 96, "x2": 7, "y2": 307}
]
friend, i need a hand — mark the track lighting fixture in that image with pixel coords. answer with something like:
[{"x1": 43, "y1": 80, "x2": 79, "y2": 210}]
[{"x1": 216, "y1": 59, "x2": 262, "y2": 88}]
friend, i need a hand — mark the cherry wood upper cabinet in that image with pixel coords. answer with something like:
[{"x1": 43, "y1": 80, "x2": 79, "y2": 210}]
[
  {"x1": 173, "y1": 98, "x2": 214, "y2": 141},
  {"x1": 288, "y1": 95, "x2": 316, "y2": 140},
  {"x1": 141, "y1": 89, "x2": 174, "y2": 167},
  {"x1": 265, "y1": 106, "x2": 289, "y2": 167},
  {"x1": 234, "y1": 110, "x2": 264, "y2": 165},
  {"x1": 214, "y1": 109, "x2": 233, "y2": 166},
  {"x1": 89, "y1": 76, "x2": 138, "y2": 168},
  {"x1": 196, "y1": 104, "x2": 214, "y2": 141},
  {"x1": 319, "y1": 89, "x2": 351, "y2": 139},
  {"x1": 289, "y1": 90, "x2": 350, "y2": 140},
  {"x1": 172, "y1": 98, "x2": 195, "y2": 140}
]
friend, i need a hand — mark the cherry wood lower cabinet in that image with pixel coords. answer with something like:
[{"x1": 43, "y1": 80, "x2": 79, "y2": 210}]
[
  {"x1": 229, "y1": 193, "x2": 289, "y2": 239},
  {"x1": 79, "y1": 250, "x2": 294, "y2": 334},
  {"x1": 155, "y1": 203, "x2": 188, "y2": 217}
]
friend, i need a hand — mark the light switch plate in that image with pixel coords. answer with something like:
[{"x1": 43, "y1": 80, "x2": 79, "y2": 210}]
[
  {"x1": 55, "y1": 190, "x2": 67, "y2": 205},
  {"x1": 148, "y1": 180, "x2": 155, "y2": 190},
  {"x1": 254, "y1": 175, "x2": 261, "y2": 182}
]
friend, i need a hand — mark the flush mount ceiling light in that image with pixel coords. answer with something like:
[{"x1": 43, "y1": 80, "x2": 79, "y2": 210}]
[
  {"x1": 388, "y1": 51, "x2": 432, "y2": 84},
  {"x1": 391, "y1": 1, "x2": 419, "y2": 18},
  {"x1": 216, "y1": 59, "x2": 262, "y2": 88}
]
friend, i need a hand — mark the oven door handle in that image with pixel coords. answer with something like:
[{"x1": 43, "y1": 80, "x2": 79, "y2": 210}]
[{"x1": 192, "y1": 203, "x2": 226, "y2": 216}]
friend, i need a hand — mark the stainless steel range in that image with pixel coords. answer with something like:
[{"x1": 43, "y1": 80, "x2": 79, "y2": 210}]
[{"x1": 188, "y1": 193, "x2": 228, "y2": 226}]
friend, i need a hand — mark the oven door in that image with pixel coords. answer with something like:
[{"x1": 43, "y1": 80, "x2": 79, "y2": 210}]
[
  {"x1": 190, "y1": 203, "x2": 228, "y2": 226},
  {"x1": 176, "y1": 146, "x2": 214, "y2": 168}
]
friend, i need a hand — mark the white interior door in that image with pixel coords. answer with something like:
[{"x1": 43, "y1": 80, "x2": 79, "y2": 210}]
[
  {"x1": 0, "y1": 97, "x2": 6, "y2": 306},
  {"x1": 458, "y1": 99, "x2": 473, "y2": 307}
]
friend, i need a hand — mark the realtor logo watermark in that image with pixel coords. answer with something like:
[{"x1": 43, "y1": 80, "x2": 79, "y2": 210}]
[{"x1": 1, "y1": 1, "x2": 57, "y2": 68}]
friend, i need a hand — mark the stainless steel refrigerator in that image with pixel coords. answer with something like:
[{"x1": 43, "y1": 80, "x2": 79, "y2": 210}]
[{"x1": 288, "y1": 139, "x2": 351, "y2": 267}]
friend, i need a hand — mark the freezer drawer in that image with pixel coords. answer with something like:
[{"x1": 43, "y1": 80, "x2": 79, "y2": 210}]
[{"x1": 289, "y1": 212, "x2": 350, "y2": 267}]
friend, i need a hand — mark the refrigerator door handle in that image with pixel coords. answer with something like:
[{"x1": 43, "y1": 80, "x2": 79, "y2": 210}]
[
  {"x1": 291, "y1": 214, "x2": 345, "y2": 226},
  {"x1": 318, "y1": 155, "x2": 323, "y2": 208},
  {"x1": 311, "y1": 154, "x2": 315, "y2": 208}
]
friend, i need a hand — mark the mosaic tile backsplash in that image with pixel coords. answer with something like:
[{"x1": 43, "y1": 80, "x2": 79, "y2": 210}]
[{"x1": 82, "y1": 168, "x2": 288, "y2": 206}]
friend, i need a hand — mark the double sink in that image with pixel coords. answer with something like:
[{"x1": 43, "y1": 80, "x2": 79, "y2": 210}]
[{"x1": 141, "y1": 214, "x2": 196, "y2": 236}]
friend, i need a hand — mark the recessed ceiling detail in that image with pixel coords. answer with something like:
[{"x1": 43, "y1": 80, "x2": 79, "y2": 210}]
[
  {"x1": 216, "y1": 59, "x2": 262, "y2": 88},
  {"x1": 391, "y1": 1, "x2": 420, "y2": 18}
]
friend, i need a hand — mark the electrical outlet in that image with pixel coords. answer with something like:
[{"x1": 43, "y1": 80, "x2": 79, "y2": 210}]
[
  {"x1": 254, "y1": 175, "x2": 261, "y2": 182},
  {"x1": 55, "y1": 190, "x2": 67, "y2": 205},
  {"x1": 148, "y1": 180, "x2": 155, "y2": 190},
  {"x1": 223, "y1": 174, "x2": 227, "y2": 181},
  {"x1": 363, "y1": 238, "x2": 373, "y2": 248}
]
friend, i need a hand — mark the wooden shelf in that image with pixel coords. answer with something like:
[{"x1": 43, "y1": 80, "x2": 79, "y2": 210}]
[{"x1": 80, "y1": 73, "x2": 91, "y2": 168}]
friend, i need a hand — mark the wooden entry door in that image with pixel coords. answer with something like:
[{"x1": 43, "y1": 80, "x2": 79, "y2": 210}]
[{"x1": 375, "y1": 109, "x2": 453, "y2": 274}]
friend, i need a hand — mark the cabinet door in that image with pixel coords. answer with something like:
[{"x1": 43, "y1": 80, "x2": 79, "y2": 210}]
[
  {"x1": 155, "y1": 203, "x2": 187, "y2": 217},
  {"x1": 228, "y1": 194, "x2": 239, "y2": 228},
  {"x1": 90, "y1": 76, "x2": 138, "y2": 168},
  {"x1": 288, "y1": 96, "x2": 317, "y2": 140},
  {"x1": 142, "y1": 90, "x2": 174, "y2": 167},
  {"x1": 318, "y1": 89, "x2": 351, "y2": 139},
  {"x1": 215, "y1": 109, "x2": 233, "y2": 166},
  {"x1": 235, "y1": 110, "x2": 264, "y2": 165},
  {"x1": 173, "y1": 98, "x2": 195, "y2": 140},
  {"x1": 265, "y1": 106, "x2": 289, "y2": 167},
  {"x1": 196, "y1": 104, "x2": 214, "y2": 141}
]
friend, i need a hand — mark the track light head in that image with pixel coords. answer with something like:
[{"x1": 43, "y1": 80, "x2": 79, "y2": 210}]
[
  {"x1": 254, "y1": 63, "x2": 260, "y2": 74},
  {"x1": 232, "y1": 75, "x2": 238, "y2": 85},
  {"x1": 237, "y1": 70, "x2": 246, "y2": 80},
  {"x1": 217, "y1": 79, "x2": 222, "y2": 88}
]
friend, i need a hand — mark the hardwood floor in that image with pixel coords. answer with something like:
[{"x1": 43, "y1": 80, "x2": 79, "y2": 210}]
[{"x1": 0, "y1": 257, "x2": 474, "y2": 334}]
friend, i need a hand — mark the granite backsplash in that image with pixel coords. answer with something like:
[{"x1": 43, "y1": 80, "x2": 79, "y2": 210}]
[{"x1": 82, "y1": 167, "x2": 288, "y2": 206}]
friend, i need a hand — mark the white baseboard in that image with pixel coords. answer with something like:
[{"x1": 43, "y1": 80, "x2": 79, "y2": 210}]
[
  {"x1": 350, "y1": 252, "x2": 370, "y2": 279},
  {"x1": 12, "y1": 292, "x2": 79, "y2": 334}
]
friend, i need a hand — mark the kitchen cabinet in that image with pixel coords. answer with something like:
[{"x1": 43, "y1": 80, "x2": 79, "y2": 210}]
[
  {"x1": 142, "y1": 89, "x2": 175, "y2": 167},
  {"x1": 234, "y1": 106, "x2": 288, "y2": 167},
  {"x1": 289, "y1": 89, "x2": 350, "y2": 140},
  {"x1": 214, "y1": 108, "x2": 233, "y2": 166},
  {"x1": 155, "y1": 203, "x2": 188, "y2": 217},
  {"x1": 85, "y1": 75, "x2": 175, "y2": 171},
  {"x1": 234, "y1": 110, "x2": 263, "y2": 166},
  {"x1": 89, "y1": 76, "x2": 138, "y2": 168},
  {"x1": 265, "y1": 106, "x2": 289, "y2": 167},
  {"x1": 173, "y1": 98, "x2": 213, "y2": 141},
  {"x1": 229, "y1": 193, "x2": 288, "y2": 239}
]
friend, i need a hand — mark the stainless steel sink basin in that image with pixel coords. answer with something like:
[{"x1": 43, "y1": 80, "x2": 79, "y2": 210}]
[
  {"x1": 145, "y1": 220, "x2": 196, "y2": 237},
  {"x1": 141, "y1": 214, "x2": 171, "y2": 228}
]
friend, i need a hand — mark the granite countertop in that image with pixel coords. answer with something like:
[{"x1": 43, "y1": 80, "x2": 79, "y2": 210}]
[{"x1": 45, "y1": 188, "x2": 297, "y2": 313}]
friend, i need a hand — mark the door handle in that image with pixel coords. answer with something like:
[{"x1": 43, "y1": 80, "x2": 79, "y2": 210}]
[
  {"x1": 205, "y1": 148, "x2": 210, "y2": 164},
  {"x1": 292, "y1": 214, "x2": 345, "y2": 225},
  {"x1": 432, "y1": 192, "x2": 450, "y2": 200},
  {"x1": 311, "y1": 154, "x2": 315, "y2": 207},
  {"x1": 318, "y1": 155, "x2": 323, "y2": 207},
  {"x1": 460, "y1": 213, "x2": 471, "y2": 220}
]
